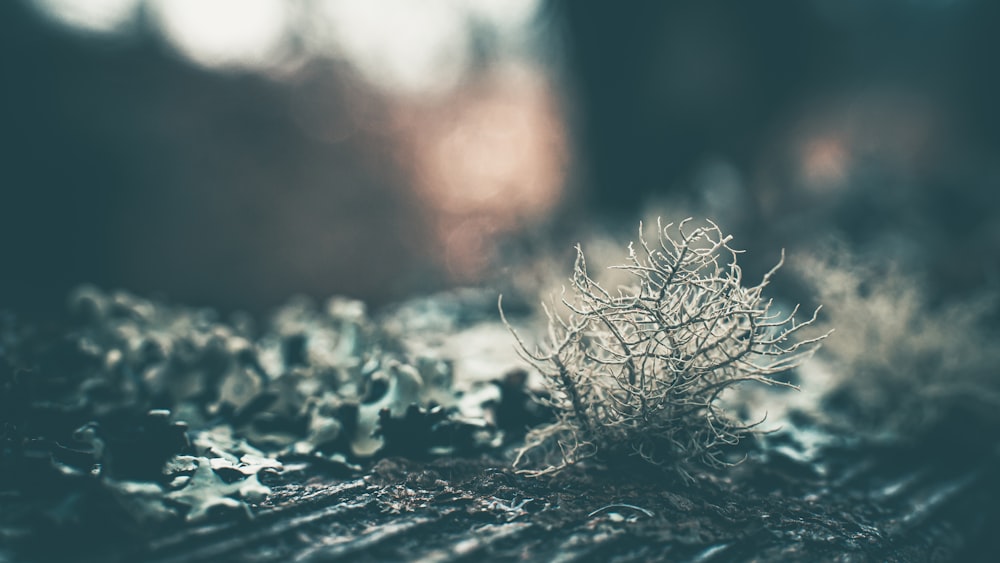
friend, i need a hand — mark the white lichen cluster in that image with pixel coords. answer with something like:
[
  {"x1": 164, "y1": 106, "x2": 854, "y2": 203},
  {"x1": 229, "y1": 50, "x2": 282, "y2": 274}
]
[
  {"x1": 794, "y1": 249, "x2": 1000, "y2": 437},
  {"x1": 503, "y1": 219, "x2": 827, "y2": 479}
]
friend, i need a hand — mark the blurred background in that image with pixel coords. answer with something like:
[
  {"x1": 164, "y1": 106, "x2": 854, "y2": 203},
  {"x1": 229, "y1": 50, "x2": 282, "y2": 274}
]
[{"x1": 2, "y1": 0, "x2": 999, "y2": 319}]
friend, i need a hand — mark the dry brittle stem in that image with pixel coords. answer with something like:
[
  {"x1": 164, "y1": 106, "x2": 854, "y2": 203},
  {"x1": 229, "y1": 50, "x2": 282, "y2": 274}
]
[{"x1": 502, "y1": 218, "x2": 829, "y2": 478}]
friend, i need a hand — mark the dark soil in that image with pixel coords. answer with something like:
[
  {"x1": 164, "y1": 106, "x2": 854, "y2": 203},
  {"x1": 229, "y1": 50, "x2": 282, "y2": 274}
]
[
  {"x1": 2, "y1": 427, "x2": 998, "y2": 563},
  {"x1": 3, "y1": 292, "x2": 1000, "y2": 562},
  {"x1": 13, "y1": 437, "x2": 994, "y2": 563}
]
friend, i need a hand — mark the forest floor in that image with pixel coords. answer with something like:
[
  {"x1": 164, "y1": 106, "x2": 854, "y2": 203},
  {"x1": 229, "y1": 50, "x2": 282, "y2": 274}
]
[{"x1": 2, "y1": 290, "x2": 999, "y2": 562}]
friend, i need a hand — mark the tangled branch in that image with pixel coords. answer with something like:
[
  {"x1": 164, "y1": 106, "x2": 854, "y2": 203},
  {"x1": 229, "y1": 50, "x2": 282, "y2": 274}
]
[{"x1": 502, "y1": 218, "x2": 827, "y2": 479}]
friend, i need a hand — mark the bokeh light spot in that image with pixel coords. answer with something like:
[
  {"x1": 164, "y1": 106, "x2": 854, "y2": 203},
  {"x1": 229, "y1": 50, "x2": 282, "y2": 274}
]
[
  {"x1": 801, "y1": 135, "x2": 850, "y2": 191},
  {"x1": 313, "y1": 0, "x2": 471, "y2": 96},
  {"x1": 31, "y1": 0, "x2": 140, "y2": 35},
  {"x1": 148, "y1": 0, "x2": 290, "y2": 71}
]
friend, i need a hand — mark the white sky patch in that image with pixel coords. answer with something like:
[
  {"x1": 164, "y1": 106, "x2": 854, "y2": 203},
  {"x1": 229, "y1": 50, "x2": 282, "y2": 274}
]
[
  {"x1": 313, "y1": 0, "x2": 472, "y2": 96},
  {"x1": 461, "y1": 0, "x2": 540, "y2": 33},
  {"x1": 31, "y1": 0, "x2": 140, "y2": 35},
  {"x1": 147, "y1": 0, "x2": 290, "y2": 71},
  {"x1": 31, "y1": 0, "x2": 544, "y2": 90}
]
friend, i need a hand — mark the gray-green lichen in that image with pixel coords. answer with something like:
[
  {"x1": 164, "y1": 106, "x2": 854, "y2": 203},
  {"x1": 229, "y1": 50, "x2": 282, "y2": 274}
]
[{"x1": 2, "y1": 287, "x2": 495, "y2": 525}]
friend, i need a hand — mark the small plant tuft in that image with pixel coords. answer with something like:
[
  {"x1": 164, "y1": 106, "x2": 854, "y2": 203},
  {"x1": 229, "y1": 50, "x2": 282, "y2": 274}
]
[{"x1": 501, "y1": 218, "x2": 827, "y2": 480}]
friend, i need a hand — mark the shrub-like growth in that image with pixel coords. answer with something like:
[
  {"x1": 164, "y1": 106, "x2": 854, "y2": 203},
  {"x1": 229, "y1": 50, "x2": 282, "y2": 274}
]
[
  {"x1": 794, "y1": 249, "x2": 1000, "y2": 438},
  {"x1": 502, "y1": 219, "x2": 826, "y2": 479}
]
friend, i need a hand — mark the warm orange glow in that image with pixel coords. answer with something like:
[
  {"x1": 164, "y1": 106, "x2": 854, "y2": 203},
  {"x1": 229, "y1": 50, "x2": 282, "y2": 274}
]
[
  {"x1": 801, "y1": 135, "x2": 849, "y2": 191},
  {"x1": 441, "y1": 218, "x2": 498, "y2": 284},
  {"x1": 412, "y1": 67, "x2": 566, "y2": 220},
  {"x1": 399, "y1": 64, "x2": 569, "y2": 281}
]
